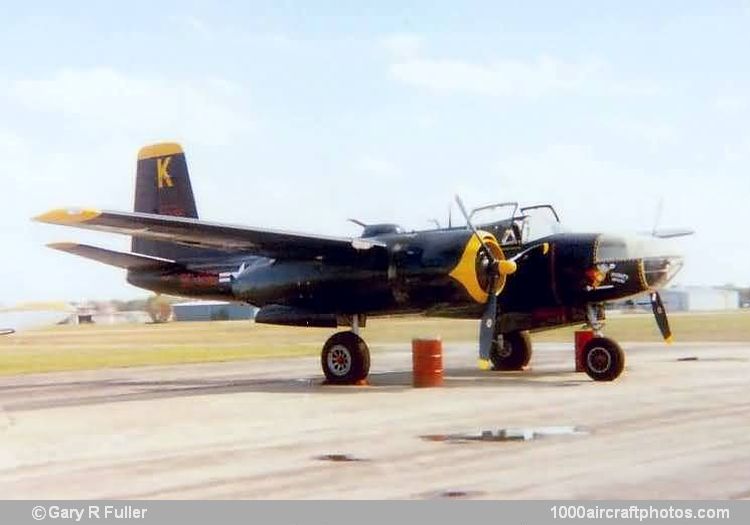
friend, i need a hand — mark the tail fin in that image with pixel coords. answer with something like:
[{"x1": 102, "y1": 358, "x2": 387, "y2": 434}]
[{"x1": 132, "y1": 143, "x2": 205, "y2": 260}]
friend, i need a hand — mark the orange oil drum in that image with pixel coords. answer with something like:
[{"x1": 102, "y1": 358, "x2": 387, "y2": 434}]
[{"x1": 412, "y1": 338, "x2": 443, "y2": 387}]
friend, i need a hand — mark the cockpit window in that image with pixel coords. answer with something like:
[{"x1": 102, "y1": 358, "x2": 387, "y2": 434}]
[
  {"x1": 519, "y1": 206, "x2": 563, "y2": 242},
  {"x1": 596, "y1": 236, "x2": 629, "y2": 261},
  {"x1": 361, "y1": 224, "x2": 404, "y2": 237}
]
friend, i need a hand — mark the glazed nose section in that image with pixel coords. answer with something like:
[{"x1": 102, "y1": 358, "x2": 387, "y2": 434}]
[
  {"x1": 642, "y1": 255, "x2": 683, "y2": 289},
  {"x1": 596, "y1": 234, "x2": 684, "y2": 290}
]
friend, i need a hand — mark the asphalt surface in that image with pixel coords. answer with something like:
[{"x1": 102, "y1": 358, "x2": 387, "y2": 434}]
[{"x1": 1, "y1": 340, "x2": 749, "y2": 499}]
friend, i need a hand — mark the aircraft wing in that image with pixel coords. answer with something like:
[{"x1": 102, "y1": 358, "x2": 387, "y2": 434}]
[{"x1": 35, "y1": 208, "x2": 387, "y2": 260}]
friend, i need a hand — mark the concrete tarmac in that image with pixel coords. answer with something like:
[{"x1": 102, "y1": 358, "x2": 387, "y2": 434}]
[{"x1": 0, "y1": 341, "x2": 749, "y2": 499}]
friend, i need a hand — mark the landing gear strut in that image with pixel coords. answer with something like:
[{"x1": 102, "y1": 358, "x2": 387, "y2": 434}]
[
  {"x1": 320, "y1": 316, "x2": 370, "y2": 384},
  {"x1": 489, "y1": 330, "x2": 532, "y2": 370},
  {"x1": 582, "y1": 304, "x2": 625, "y2": 381}
]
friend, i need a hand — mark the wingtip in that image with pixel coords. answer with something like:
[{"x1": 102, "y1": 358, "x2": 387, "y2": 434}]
[
  {"x1": 665, "y1": 335, "x2": 674, "y2": 345},
  {"x1": 33, "y1": 208, "x2": 101, "y2": 225},
  {"x1": 46, "y1": 242, "x2": 79, "y2": 251}
]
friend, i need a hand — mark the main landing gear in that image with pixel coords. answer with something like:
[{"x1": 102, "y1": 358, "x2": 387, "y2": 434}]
[
  {"x1": 582, "y1": 304, "x2": 625, "y2": 382},
  {"x1": 489, "y1": 330, "x2": 532, "y2": 371},
  {"x1": 320, "y1": 316, "x2": 370, "y2": 385}
]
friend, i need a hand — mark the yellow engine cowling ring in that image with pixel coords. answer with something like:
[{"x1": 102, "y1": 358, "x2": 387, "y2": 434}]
[{"x1": 448, "y1": 231, "x2": 507, "y2": 303}]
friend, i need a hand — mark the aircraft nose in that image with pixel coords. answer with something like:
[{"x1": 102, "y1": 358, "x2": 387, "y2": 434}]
[
  {"x1": 642, "y1": 255, "x2": 683, "y2": 289},
  {"x1": 595, "y1": 234, "x2": 685, "y2": 290}
]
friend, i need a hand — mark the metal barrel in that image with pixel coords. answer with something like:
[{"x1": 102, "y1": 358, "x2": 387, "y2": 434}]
[{"x1": 412, "y1": 338, "x2": 444, "y2": 387}]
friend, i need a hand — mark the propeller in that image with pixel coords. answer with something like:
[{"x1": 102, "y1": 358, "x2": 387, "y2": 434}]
[
  {"x1": 455, "y1": 196, "x2": 505, "y2": 367},
  {"x1": 647, "y1": 198, "x2": 694, "y2": 238},
  {"x1": 455, "y1": 196, "x2": 548, "y2": 368},
  {"x1": 650, "y1": 291, "x2": 673, "y2": 343}
]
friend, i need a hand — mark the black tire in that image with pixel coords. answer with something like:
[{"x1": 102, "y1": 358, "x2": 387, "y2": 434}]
[
  {"x1": 490, "y1": 331, "x2": 532, "y2": 371},
  {"x1": 321, "y1": 331, "x2": 370, "y2": 384},
  {"x1": 583, "y1": 337, "x2": 625, "y2": 381}
]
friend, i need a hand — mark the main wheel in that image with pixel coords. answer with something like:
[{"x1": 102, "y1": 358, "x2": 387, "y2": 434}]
[
  {"x1": 489, "y1": 330, "x2": 532, "y2": 371},
  {"x1": 321, "y1": 331, "x2": 371, "y2": 384},
  {"x1": 583, "y1": 337, "x2": 625, "y2": 381}
]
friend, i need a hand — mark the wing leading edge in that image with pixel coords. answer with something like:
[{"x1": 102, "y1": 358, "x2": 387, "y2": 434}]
[{"x1": 35, "y1": 208, "x2": 387, "y2": 261}]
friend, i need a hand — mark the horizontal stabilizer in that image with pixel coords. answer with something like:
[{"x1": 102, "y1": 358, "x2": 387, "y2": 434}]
[{"x1": 47, "y1": 243, "x2": 177, "y2": 270}]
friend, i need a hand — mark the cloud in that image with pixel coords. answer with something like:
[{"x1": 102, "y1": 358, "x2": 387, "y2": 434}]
[
  {"x1": 379, "y1": 33, "x2": 425, "y2": 58},
  {"x1": 723, "y1": 136, "x2": 750, "y2": 162},
  {"x1": 713, "y1": 94, "x2": 748, "y2": 113},
  {"x1": 353, "y1": 155, "x2": 401, "y2": 179},
  {"x1": 5, "y1": 68, "x2": 251, "y2": 146},
  {"x1": 168, "y1": 14, "x2": 212, "y2": 38},
  {"x1": 0, "y1": 128, "x2": 34, "y2": 202},
  {"x1": 389, "y1": 53, "x2": 660, "y2": 98},
  {"x1": 0, "y1": 128, "x2": 29, "y2": 158},
  {"x1": 606, "y1": 118, "x2": 680, "y2": 150}
]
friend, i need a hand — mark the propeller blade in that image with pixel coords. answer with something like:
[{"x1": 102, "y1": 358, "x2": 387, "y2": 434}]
[
  {"x1": 650, "y1": 291, "x2": 673, "y2": 343},
  {"x1": 651, "y1": 228, "x2": 695, "y2": 239},
  {"x1": 454, "y1": 195, "x2": 497, "y2": 264},
  {"x1": 347, "y1": 218, "x2": 367, "y2": 228},
  {"x1": 478, "y1": 283, "x2": 498, "y2": 367}
]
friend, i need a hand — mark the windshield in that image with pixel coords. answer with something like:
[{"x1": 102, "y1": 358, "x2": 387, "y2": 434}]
[
  {"x1": 470, "y1": 202, "x2": 518, "y2": 224},
  {"x1": 520, "y1": 206, "x2": 563, "y2": 242}
]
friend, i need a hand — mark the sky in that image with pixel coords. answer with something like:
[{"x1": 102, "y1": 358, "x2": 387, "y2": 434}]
[{"x1": 1, "y1": 1, "x2": 749, "y2": 304}]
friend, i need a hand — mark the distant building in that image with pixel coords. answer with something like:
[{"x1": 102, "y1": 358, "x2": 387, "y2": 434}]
[
  {"x1": 172, "y1": 301, "x2": 257, "y2": 322},
  {"x1": 75, "y1": 302, "x2": 97, "y2": 324},
  {"x1": 659, "y1": 287, "x2": 739, "y2": 312}
]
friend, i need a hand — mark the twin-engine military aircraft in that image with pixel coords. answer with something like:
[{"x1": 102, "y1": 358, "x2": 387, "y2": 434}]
[{"x1": 35, "y1": 143, "x2": 685, "y2": 383}]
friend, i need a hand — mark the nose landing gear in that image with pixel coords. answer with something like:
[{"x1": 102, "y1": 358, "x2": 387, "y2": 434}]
[
  {"x1": 582, "y1": 336, "x2": 625, "y2": 381},
  {"x1": 582, "y1": 304, "x2": 625, "y2": 381}
]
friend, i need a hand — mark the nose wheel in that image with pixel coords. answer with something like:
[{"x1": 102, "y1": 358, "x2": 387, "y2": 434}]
[
  {"x1": 582, "y1": 336, "x2": 625, "y2": 381},
  {"x1": 580, "y1": 303, "x2": 625, "y2": 381},
  {"x1": 321, "y1": 331, "x2": 370, "y2": 384}
]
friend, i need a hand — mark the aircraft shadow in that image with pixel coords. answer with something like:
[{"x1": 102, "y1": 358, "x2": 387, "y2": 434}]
[{"x1": 2, "y1": 367, "x2": 586, "y2": 412}]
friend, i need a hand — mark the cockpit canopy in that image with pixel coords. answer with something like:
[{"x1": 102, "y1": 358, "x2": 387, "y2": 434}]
[
  {"x1": 472, "y1": 202, "x2": 563, "y2": 246},
  {"x1": 360, "y1": 223, "x2": 404, "y2": 238}
]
